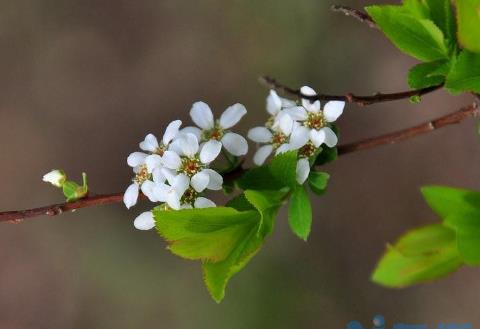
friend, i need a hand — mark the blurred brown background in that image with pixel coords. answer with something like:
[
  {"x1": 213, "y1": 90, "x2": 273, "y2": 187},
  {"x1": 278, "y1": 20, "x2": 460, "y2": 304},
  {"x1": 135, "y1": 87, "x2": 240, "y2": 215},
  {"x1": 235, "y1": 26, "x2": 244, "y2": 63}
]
[{"x1": 1, "y1": 0, "x2": 479, "y2": 328}]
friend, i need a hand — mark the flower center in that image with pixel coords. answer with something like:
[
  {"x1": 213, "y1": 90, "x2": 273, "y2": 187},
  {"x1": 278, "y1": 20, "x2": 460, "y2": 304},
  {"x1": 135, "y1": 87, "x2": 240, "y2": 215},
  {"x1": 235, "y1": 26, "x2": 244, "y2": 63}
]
[
  {"x1": 180, "y1": 157, "x2": 203, "y2": 177},
  {"x1": 202, "y1": 124, "x2": 224, "y2": 141},
  {"x1": 299, "y1": 141, "x2": 317, "y2": 158},
  {"x1": 134, "y1": 165, "x2": 150, "y2": 184},
  {"x1": 305, "y1": 112, "x2": 326, "y2": 130},
  {"x1": 265, "y1": 116, "x2": 275, "y2": 129},
  {"x1": 181, "y1": 187, "x2": 198, "y2": 205},
  {"x1": 155, "y1": 145, "x2": 167, "y2": 156},
  {"x1": 271, "y1": 131, "x2": 287, "y2": 149}
]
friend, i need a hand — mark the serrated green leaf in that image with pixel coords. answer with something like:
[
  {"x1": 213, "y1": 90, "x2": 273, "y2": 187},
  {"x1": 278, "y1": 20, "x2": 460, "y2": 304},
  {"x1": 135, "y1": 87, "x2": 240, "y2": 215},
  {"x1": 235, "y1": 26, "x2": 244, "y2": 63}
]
[
  {"x1": 202, "y1": 190, "x2": 284, "y2": 302},
  {"x1": 366, "y1": 5, "x2": 449, "y2": 61},
  {"x1": 154, "y1": 207, "x2": 260, "y2": 262},
  {"x1": 372, "y1": 224, "x2": 462, "y2": 288},
  {"x1": 237, "y1": 151, "x2": 298, "y2": 190},
  {"x1": 445, "y1": 50, "x2": 480, "y2": 93},
  {"x1": 407, "y1": 60, "x2": 448, "y2": 89},
  {"x1": 425, "y1": 0, "x2": 456, "y2": 44},
  {"x1": 308, "y1": 171, "x2": 330, "y2": 195},
  {"x1": 421, "y1": 185, "x2": 480, "y2": 218},
  {"x1": 288, "y1": 186, "x2": 312, "y2": 241},
  {"x1": 445, "y1": 212, "x2": 480, "y2": 265},
  {"x1": 456, "y1": 0, "x2": 480, "y2": 53},
  {"x1": 403, "y1": 0, "x2": 430, "y2": 19}
]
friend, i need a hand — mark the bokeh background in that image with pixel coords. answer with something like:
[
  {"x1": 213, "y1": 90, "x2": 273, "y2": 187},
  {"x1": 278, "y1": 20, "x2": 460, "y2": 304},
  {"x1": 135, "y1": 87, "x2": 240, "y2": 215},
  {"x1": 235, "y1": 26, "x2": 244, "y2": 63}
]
[{"x1": 1, "y1": 0, "x2": 479, "y2": 328}]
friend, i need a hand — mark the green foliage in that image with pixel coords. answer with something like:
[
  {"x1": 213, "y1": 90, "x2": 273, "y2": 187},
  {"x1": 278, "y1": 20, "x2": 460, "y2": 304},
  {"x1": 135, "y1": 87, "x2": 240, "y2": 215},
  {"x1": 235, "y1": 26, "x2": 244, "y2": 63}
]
[
  {"x1": 445, "y1": 51, "x2": 480, "y2": 93},
  {"x1": 365, "y1": 5, "x2": 449, "y2": 61},
  {"x1": 62, "y1": 172, "x2": 88, "y2": 202},
  {"x1": 407, "y1": 60, "x2": 448, "y2": 89},
  {"x1": 456, "y1": 0, "x2": 480, "y2": 53},
  {"x1": 154, "y1": 189, "x2": 285, "y2": 303},
  {"x1": 314, "y1": 146, "x2": 338, "y2": 166},
  {"x1": 308, "y1": 171, "x2": 330, "y2": 195},
  {"x1": 421, "y1": 185, "x2": 480, "y2": 218},
  {"x1": 372, "y1": 224, "x2": 463, "y2": 287},
  {"x1": 288, "y1": 186, "x2": 312, "y2": 241},
  {"x1": 237, "y1": 151, "x2": 298, "y2": 190},
  {"x1": 445, "y1": 212, "x2": 480, "y2": 265}
]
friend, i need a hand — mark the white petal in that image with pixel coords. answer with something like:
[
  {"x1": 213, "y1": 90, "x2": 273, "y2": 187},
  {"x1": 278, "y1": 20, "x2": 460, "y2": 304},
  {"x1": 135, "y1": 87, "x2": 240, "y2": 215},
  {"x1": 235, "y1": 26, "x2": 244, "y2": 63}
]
[
  {"x1": 161, "y1": 168, "x2": 177, "y2": 185},
  {"x1": 248, "y1": 127, "x2": 272, "y2": 143},
  {"x1": 194, "y1": 197, "x2": 216, "y2": 208},
  {"x1": 153, "y1": 183, "x2": 170, "y2": 202},
  {"x1": 323, "y1": 101, "x2": 345, "y2": 122},
  {"x1": 173, "y1": 174, "x2": 190, "y2": 196},
  {"x1": 275, "y1": 143, "x2": 293, "y2": 155},
  {"x1": 310, "y1": 129, "x2": 326, "y2": 147},
  {"x1": 296, "y1": 158, "x2": 310, "y2": 185},
  {"x1": 140, "y1": 180, "x2": 157, "y2": 202},
  {"x1": 161, "y1": 151, "x2": 182, "y2": 170},
  {"x1": 166, "y1": 192, "x2": 181, "y2": 210},
  {"x1": 139, "y1": 134, "x2": 159, "y2": 152},
  {"x1": 134, "y1": 211, "x2": 156, "y2": 230},
  {"x1": 266, "y1": 90, "x2": 282, "y2": 115},
  {"x1": 278, "y1": 113, "x2": 294, "y2": 136},
  {"x1": 322, "y1": 127, "x2": 338, "y2": 147},
  {"x1": 190, "y1": 101, "x2": 214, "y2": 129},
  {"x1": 163, "y1": 120, "x2": 182, "y2": 145},
  {"x1": 179, "y1": 133, "x2": 199, "y2": 157},
  {"x1": 123, "y1": 183, "x2": 139, "y2": 209},
  {"x1": 282, "y1": 106, "x2": 308, "y2": 121},
  {"x1": 180, "y1": 126, "x2": 202, "y2": 140},
  {"x1": 152, "y1": 167, "x2": 166, "y2": 183},
  {"x1": 253, "y1": 145, "x2": 273, "y2": 166},
  {"x1": 200, "y1": 140, "x2": 222, "y2": 163},
  {"x1": 145, "y1": 154, "x2": 162, "y2": 173},
  {"x1": 127, "y1": 152, "x2": 147, "y2": 167},
  {"x1": 281, "y1": 97, "x2": 297, "y2": 108},
  {"x1": 221, "y1": 132, "x2": 248, "y2": 156},
  {"x1": 290, "y1": 126, "x2": 310, "y2": 149},
  {"x1": 191, "y1": 171, "x2": 210, "y2": 192},
  {"x1": 219, "y1": 103, "x2": 247, "y2": 129},
  {"x1": 203, "y1": 169, "x2": 223, "y2": 190},
  {"x1": 300, "y1": 86, "x2": 320, "y2": 113},
  {"x1": 42, "y1": 169, "x2": 66, "y2": 187}
]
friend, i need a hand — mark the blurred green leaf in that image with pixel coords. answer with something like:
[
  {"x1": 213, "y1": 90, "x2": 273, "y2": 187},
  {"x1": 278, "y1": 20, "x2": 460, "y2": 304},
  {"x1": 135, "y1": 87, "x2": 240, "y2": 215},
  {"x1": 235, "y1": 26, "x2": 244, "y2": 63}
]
[
  {"x1": 445, "y1": 50, "x2": 480, "y2": 93},
  {"x1": 288, "y1": 186, "x2": 312, "y2": 241},
  {"x1": 445, "y1": 212, "x2": 480, "y2": 265},
  {"x1": 425, "y1": 0, "x2": 456, "y2": 45},
  {"x1": 314, "y1": 146, "x2": 338, "y2": 166},
  {"x1": 456, "y1": 0, "x2": 480, "y2": 53},
  {"x1": 372, "y1": 224, "x2": 462, "y2": 287},
  {"x1": 421, "y1": 185, "x2": 480, "y2": 218},
  {"x1": 366, "y1": 5, "x2": 449, "y2": 61},
  {"x1": 408, "y1": 60, "x2": 448, "y2": 89},
  {"x1": 308, "y1": 171, "x2": 330, "y2": 195},
  {"x1": 62, "y1": 173, "x2": 88, "y2": 202}
]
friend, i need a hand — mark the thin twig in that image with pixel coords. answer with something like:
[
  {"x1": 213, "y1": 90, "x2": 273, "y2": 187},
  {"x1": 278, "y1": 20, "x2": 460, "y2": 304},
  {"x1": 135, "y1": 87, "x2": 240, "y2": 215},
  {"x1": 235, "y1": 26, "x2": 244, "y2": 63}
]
[
  {"x1": 1, "y1": 104, "x2": 477, "y2": 224},
  {"x1": 330, "y1": 5, "x2": 377, "y2": 29},
  {"x1": 260, "y1": 76, "x2": 443, "y2": 107}
]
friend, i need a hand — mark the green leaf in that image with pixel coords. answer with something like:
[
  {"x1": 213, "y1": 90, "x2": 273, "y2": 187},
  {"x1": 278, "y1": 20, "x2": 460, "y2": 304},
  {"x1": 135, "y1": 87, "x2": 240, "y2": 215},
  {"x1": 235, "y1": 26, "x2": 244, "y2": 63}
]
[
  {"x1": 425, "y1": 0, "x2": 456, "y2": 44},
  {"x1": 366, "y1": 5, "x2": 449, "y2": 61},
  {"x1": 407, "y1": 60, "x2": 448, "y2": 89},
  {"x1": 456, "y1": 0, "x2": 480, "y2": 53},
  {"x1": 202, "y1": 190, "x2": 284, "y2": 302},
  {"x1": 154, "y1": 207, "x2": 260, "y2": 262},
  {"x1": 403, "y1": 0, "x2": 430, "y2": 19},
  {"x1": 288, "y1": 186, "x2": 312, "y2": 241},
  {"x1": 314, "y1": 146, "x2": 338, "y2": 166},
  {"x1": 308, "y1": 171, "x2": 330, "y2": 195},
  {"x1": 372, "y1": 224, "x2": 463, "y2": 288},
  {"x1": 445, "y1": 212, "x2": 480, "y2": 265},
  {"x1": 421, "y1": 185, "x2": 480, "y2": 218},
  {"x1": 237, "y1": 151, "x2": 298, "y2": 190},
  {"x1": 445, "y1": 50, "x2": 480, "y2": 93}
]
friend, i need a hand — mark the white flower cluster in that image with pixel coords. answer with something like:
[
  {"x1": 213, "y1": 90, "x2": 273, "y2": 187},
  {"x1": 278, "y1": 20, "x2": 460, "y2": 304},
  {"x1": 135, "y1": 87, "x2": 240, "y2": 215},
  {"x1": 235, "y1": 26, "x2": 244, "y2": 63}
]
[
  {"x1": 124, "y1": 102, "x2": 248, "y2": 230},
  {"x1": 248, "y1": 86, "x2": 345, "y2": 185}
]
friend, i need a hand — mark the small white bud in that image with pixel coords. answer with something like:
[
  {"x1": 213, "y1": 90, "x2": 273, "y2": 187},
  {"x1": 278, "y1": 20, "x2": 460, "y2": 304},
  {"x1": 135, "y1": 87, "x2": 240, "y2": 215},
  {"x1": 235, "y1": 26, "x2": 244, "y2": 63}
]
[{"x1": 42, "y1": 169, "x2": 66, "y2": 188}]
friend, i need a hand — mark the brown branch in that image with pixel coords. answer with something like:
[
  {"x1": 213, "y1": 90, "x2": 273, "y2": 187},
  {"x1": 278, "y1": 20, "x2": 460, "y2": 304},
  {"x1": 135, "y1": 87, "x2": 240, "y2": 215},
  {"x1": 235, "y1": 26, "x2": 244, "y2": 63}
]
[
  {"x1": 1, "y1": 104, "x2": 478, "y2": 224},
  {"x1": 330, "y1": 5, "x2": 377, "y2": 29},
  {"x1": 260, "y1": 76, "x2": 443, "y2": 107}
]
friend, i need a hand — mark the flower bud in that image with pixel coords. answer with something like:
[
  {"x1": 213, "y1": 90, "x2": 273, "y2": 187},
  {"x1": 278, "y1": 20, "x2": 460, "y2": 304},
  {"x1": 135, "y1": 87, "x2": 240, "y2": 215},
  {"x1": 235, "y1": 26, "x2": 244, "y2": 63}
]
[{"x1": 42, "y1": 170, "x2": 66, "y2": 188}]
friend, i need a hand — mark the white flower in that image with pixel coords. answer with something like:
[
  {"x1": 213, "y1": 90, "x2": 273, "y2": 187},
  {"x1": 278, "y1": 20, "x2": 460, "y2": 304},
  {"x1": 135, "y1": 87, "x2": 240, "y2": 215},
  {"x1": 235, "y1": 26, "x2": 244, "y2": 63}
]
[
  {"x1": 194, "y1": 197, "x2": 216, "y2": 208},
  {"x1": 296, "y1": 158, "x2": 311, "y2": 185},
  {"x1": 123, "y1": 162, "x2": 167, "y2": 209},
  {"x1": 291, "y1": 86, "x2": 345, "y2": 148},
  {"x1": 266, "y1": 90, "x2": 297, "y2": 116},
  {"x1": 186, "y1": 101, "x2": 248, "y2": 156},
  {"x1": 42, "y1": 169, "x2": 66, "y2": 187},
  {"x1": 134, "y1": 211, "x2": 156, "y2": 230},
  {"x1": 154, "y1": 173, "x2": 190, "y2": 210}
]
